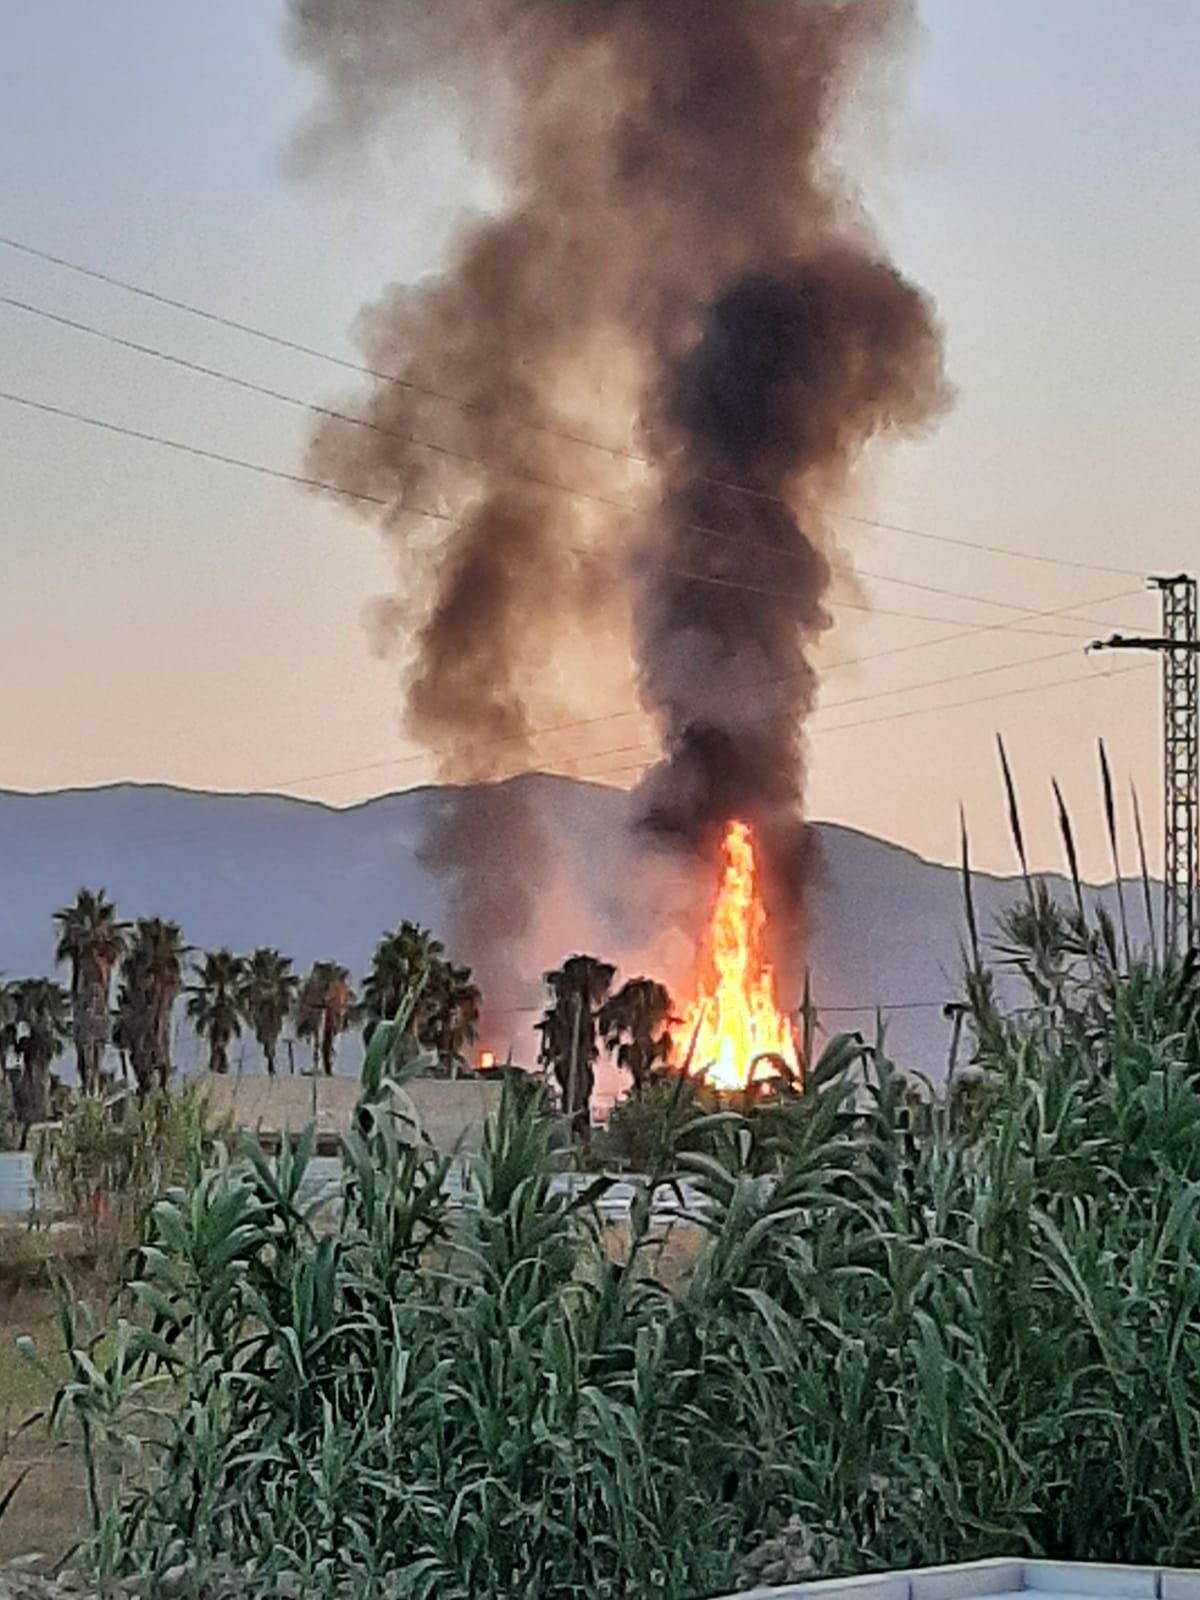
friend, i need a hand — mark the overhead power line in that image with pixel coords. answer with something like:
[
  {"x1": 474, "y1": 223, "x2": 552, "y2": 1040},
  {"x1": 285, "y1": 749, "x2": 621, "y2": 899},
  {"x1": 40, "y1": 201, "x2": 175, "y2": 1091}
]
[
  {"x1": 0, "y1": 384, "x2": 1111, "y2": 641},
  {"x1": 0, "y1": 231, "x2": 1143, "y2": 579},
  {"x1": 5, "y1": 632, "x2": 1145, "y2": 866},
  {"x1": 0, "y1": 376, "x2": 1146, "y2": 801},
  {"x1": 455, "y1": 647, "x2": 1097, "y2": 785},
  {"x1": 815, "y1": 659, "x2": 1151, "y2": 736},
  {"x1": 816, "y1": 643, "x2": 1083, "y2": 713},
  {"x1": 474, "y1": 998, "x2": 952, "y2": 1018},
  {"x1": 266, "y1": 646, "x2": 1146, "y2": 798},
  {"x1": 820, "y1": 586, "x2": 1140, "y2": 676},
  {"x1": 819, "y1": 508, "x2": 1140, "y2": 579},
  {"x1": 578, "y1": 661, "x2": 1153, "y2": 783},
  {"x1": 0, "y1": 377, "x2": 1150, "y2": 809},
  {"x1": 0, "y1": 387, "x2": 387, "y2": 507},
  {"x1": 253, "y1": 606, "x2": 1135, "y2": 794},
  {"x1": 0, "y1": 291, "x2": 1133, "y2": 631}
]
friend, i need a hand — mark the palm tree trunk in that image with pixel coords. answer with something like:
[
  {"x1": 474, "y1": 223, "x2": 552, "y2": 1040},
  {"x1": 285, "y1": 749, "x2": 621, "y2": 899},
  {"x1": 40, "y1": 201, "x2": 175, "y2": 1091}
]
[
  {"x1": 155, "y1": 1001, "x2": 172, "y2": 1092},
  {"x1": 567, "y1": 992, "x2": 590, "y2": 1142},
  {"x1": 74, "y1": 974, "x2": 110, "y2": 1097},
  {"x1": 12, "y1": 1062, "x2": 39, "y2": 1144},
  {"x1": 28, "y1": 1049, "x2": 49, "y2": 1125}
]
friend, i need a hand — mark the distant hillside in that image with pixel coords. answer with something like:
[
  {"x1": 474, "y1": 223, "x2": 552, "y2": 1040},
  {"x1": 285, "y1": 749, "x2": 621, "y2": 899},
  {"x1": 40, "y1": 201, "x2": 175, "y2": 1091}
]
[{"x1": 0, "y1": 776, "x2": 1157, "y2": 1094}]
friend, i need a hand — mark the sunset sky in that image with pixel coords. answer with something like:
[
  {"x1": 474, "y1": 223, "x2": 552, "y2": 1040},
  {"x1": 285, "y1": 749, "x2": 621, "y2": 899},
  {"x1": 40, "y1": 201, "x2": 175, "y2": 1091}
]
[{"x1": 3, "y1": 0, "x2": 1198, "y2": 881}]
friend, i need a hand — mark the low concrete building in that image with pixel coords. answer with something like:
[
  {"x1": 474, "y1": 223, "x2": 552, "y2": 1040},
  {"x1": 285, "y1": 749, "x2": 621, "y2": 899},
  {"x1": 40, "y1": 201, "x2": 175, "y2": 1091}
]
[{"x1": 193, "y1": 1073, "x2": 503, "y2": 1159}]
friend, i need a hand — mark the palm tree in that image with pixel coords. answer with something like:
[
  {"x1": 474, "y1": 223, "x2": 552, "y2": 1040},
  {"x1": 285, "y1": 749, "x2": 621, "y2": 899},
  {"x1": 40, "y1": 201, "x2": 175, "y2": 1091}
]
[
  {"x1": 599, "y1": 977, "x2": 676, "y2": 1098},
  {"x1": 0, "y1": 979, "x2": 15, "y2": 1118},
  {"x1": 423, "y1": 960, "x2": 482, "y2": 1075},
  {"x1": 9, "y1": 977, "x2": 71, "y2": 1140},
  {"x1": 537, "y1": 954, "x2": 615, "y2": 1140},
  {"x1": 238, "y1": 948, "x2": 298, "y2": 1077},
  {"x1": 115, "y1": 918, "x2": 188, "y2": 1097},
  {"x1": 187, "y1": 949, "x2": 247, "y2": 1075},
  {"x1": 297, "y1": 961, "x2": 355, "y2": 1076},
  {"x1": 54, "y1": 888, "x2": 126, "y2": 1095},
  {"x1": 362, "y1": 923, "x2": 444, "y2": 1043}
]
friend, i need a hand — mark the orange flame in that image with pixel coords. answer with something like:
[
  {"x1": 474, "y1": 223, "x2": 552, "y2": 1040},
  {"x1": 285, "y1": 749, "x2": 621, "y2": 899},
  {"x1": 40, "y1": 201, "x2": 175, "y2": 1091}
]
[{"x1": 681, "y1": 820, "x2": 798, "y2": 1092}]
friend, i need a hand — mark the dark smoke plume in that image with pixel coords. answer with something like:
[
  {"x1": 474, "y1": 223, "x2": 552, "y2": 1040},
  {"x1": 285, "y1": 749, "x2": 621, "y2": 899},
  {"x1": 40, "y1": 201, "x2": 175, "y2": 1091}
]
[{"x1": 288, "y1": 0, "x2": 949, "y2": 1011}]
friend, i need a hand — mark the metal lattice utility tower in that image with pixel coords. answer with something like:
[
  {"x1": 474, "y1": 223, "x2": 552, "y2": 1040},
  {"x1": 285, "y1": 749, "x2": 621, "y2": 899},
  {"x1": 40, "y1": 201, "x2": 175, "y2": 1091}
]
[{"x1": 1091, "y1": 574, "x2": 1199, "y2": 951}]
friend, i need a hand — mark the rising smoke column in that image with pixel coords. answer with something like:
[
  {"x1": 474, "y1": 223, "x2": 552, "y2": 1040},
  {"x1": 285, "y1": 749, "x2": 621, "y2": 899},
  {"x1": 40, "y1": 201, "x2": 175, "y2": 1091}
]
[
  {"x1": 287, "y1": 0, "x2": 949, "y2": 1007},
  {"x1": 640, "y1": 249, "x2": 946, "y2": 967}
]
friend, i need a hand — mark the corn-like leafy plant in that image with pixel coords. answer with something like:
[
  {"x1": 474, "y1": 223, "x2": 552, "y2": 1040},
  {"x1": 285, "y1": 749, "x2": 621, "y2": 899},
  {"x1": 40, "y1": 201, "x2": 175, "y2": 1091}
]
[{"x1": 29, "y1": 787, "x2": 1200, "y2": 1600}]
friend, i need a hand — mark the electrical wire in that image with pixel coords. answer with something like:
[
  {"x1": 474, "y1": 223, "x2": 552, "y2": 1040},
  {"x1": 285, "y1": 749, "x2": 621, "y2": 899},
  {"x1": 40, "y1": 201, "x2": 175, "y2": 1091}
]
[
  {"x1": 0, "y1": 273, "x2": 1155, "y2": 801},
  {"x1": 0, "y1": 384, "x2": 1112, "y2": 641},
  {"x1": 418, "y1": 647, "x2": 1095, "y2": 785},
  {"x1": 819, "y1": 659, "x2": 1152, "y2": 736},
  {"x1": 1, "y1": 368, "x2": 1147, "y2": 801},
  {"x1": 577, "y1": 660, "x2": 1153, "y2": 782},
  {"x1": 7, "y1": 651, "x2": 1150, "y2": 866},
  {"x1": 0, "y1": 387, "x2": 388, "y2": 507},
  {"x1": 0, "y1": 230, "x2": 1143, "y2": 578},
  {"x1": 821, "y1": 586, "x2": 1140, "y2": 675},
  {"x1": 259, "y1": 648, "x2": 1142, "y2": 796},
  {"x1": 1, "y1": 291, "x2": 1134, "y2": 631},
  {"x1": 257, "y1": 595, "x2": 1140, "y2": 793}
]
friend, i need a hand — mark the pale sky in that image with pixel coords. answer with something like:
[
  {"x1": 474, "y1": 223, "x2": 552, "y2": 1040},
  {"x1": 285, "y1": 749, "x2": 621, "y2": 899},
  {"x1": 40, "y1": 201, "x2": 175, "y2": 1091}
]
[{"x1": 2, "y1": 1, "x2": 1198, "y2": 882}]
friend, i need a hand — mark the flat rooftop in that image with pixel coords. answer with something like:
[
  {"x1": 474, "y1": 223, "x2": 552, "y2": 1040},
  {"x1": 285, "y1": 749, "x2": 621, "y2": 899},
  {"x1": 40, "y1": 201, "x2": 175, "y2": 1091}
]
[{"x1": 727, "y1": 1559, "x2": 1199, "y2": 1600}]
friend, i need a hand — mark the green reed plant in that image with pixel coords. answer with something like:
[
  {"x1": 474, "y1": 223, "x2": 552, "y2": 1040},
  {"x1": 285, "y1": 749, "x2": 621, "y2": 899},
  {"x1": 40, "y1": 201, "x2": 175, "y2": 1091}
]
[
  {"x1": 29, "y1": 771, "x2": 1200, "y2": 1600},
  {"x1": 32, "y1": 1085, "x2": 215, "y2": 1282}
]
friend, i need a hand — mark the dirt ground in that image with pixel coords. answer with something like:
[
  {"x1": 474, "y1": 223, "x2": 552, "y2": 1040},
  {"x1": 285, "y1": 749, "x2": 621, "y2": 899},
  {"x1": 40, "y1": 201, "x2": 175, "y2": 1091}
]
[
  {"x1": 0, "y1": 1207, "x2": 707, "y2": 1565},
  {"x1": 0, "y1": 1283, "x2": 87, "y2": 1564}
]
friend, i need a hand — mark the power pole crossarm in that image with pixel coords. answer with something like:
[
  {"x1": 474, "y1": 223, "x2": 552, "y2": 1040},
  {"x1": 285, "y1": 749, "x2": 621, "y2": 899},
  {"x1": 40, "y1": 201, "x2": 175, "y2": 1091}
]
[
  {"x1": 1089, "y1": 634, "x2": 1200, "y2": 653},
  {"x1": 1091, "y1": 574, "x2": 1198, "y2": 953}
]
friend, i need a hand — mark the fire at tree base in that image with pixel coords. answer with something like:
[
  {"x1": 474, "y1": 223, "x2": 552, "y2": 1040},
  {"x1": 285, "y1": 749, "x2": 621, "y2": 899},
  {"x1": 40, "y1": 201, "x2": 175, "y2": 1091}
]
[{"x1": 678, "y1": 820, "x2": 802, "y2": 1094}]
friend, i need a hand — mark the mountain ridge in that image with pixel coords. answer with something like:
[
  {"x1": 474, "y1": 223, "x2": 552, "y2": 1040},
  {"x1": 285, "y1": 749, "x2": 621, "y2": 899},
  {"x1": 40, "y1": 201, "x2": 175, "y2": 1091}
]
[{"x1": 0, "y1": 776, "x2": 1155, "y2": 1090}]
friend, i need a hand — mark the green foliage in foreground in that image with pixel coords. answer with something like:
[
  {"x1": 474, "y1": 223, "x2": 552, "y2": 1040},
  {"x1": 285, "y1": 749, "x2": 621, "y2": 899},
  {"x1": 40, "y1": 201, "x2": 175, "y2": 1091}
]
[
  {"x1": 32, "y1": 1086, "x2": 214, "y2": 1276},
  {"x1": 27, "y1": 930, "x2": 1200, "y2": 1598}
]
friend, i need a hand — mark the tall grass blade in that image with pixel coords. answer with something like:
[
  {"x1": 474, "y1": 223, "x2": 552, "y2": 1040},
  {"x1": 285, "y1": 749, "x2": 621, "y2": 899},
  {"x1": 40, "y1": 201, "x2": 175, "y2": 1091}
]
[
  {"x1": 0, "y1": 1464, "x2": 32, "y2": 1526},
  {"x1": 960, "y1": 805, "x2": 981, "y2": 969},
  {"x1": 360, "y1": 971, "x2": 431, "y2": 1103},
  {"x1": 679, "y1": 1009, "x2": 704, "y2": 1077},
  {"x1": 997, "y1": 734, "x2": 1032, "y2": 896},
  {"x1": 1052, "y1": 777, "x2": 1085, "y2": 921},
  {"x1": 1099, "y1": 739, "x2": 1132, "y2": 969},
  {"x1": 1131, "y1": 780, "x2": 1159, "y2": 963},
  {"x1": 797, "y1": 967, "x2": 815, "y2": 1082}
]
